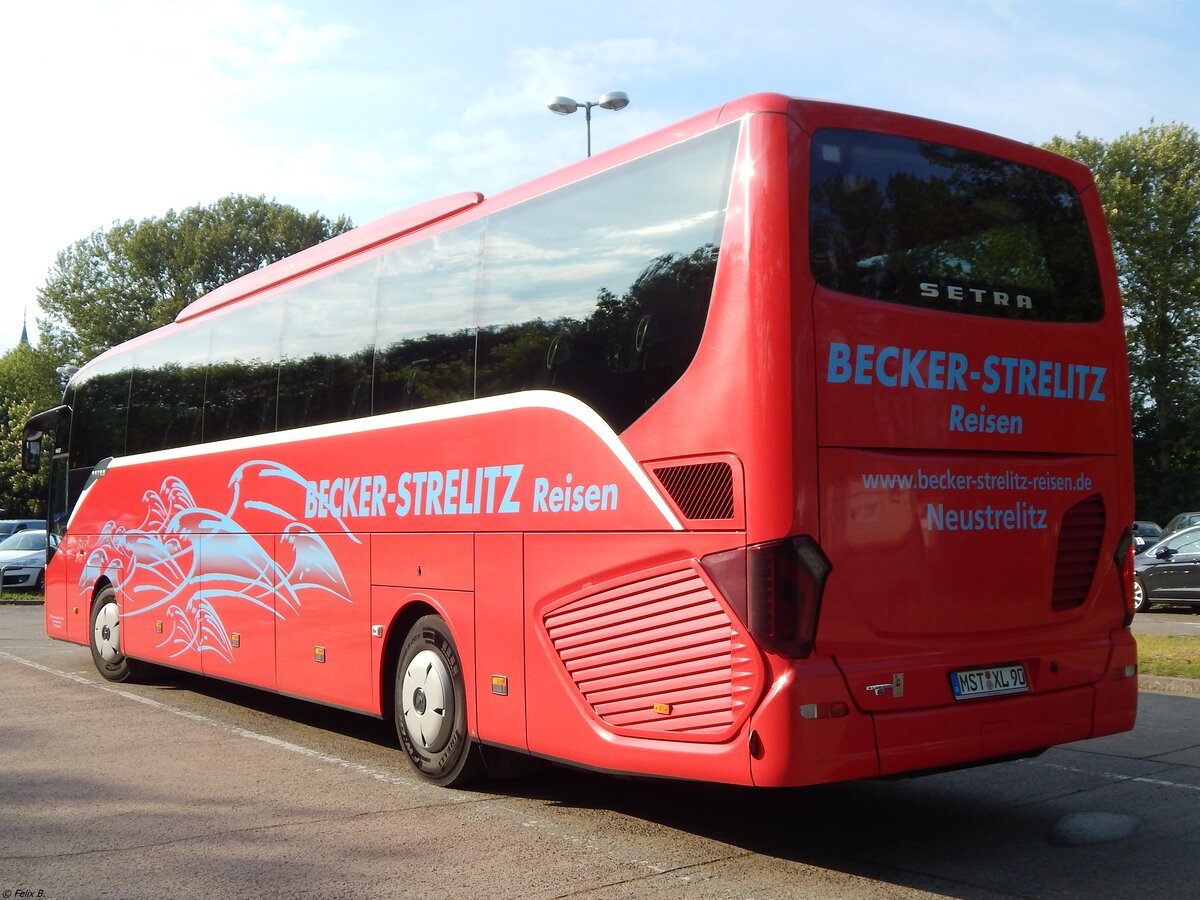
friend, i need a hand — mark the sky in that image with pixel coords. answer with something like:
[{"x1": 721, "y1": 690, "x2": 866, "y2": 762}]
[{"x1": 2, "y1": 0, "x2": 1199, "y2": 355}]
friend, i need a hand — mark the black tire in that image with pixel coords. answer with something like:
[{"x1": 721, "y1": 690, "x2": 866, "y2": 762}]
[
  {"x1": 89, "y1": 586, "x2": 142, "y2": 682},
  {"x1": 394, "y1": 614, "x2": 482, "y2": 787},
  {"x1": 1132, "y1": 576, "x2": 1151, "y2": 613}
]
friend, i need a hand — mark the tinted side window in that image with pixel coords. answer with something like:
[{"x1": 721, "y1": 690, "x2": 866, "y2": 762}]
[
  {"x1": 809, "y1": 128, "x2": 1103, "y2": 322},
  {"x1": 204, "y1": 299, "x2": 281, "y2": 442},
  {"x1": 373, "y1": 223, "x2": 483, "y2": 415},
  {"x1": 279, "y1": 261, "x2": 379, "y2": 430},
  {"x1": 476, "y1": 124, "x2": 739, "y2": 431},
  {"x1": 68, "y1": 367, "x2": 132, "y2": 469},
  {"x1": 127, "y1": 325, "x2": 210, "y2": 454}
]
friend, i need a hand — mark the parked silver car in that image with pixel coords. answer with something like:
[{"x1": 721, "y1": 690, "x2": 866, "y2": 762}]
[
  {"x1": 0, "y1": 529, "x2": 58, "y2": 590},
  {"x1": 1162, "y1": 511, "x2": 1200, "y2": 537}
]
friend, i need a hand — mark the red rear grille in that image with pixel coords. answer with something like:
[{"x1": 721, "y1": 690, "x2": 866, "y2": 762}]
[
  {"x1": 1052, "y1": 493, "x2": 1106, "y2": 610},
  {"x1": 542, "y1": 565, "x2": 760, "y2": 740}
]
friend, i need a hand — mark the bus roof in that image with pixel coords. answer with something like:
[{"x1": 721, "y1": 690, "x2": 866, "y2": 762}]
[{"x1": 175, "y1": 192, "x2": 484, "y2": 323}]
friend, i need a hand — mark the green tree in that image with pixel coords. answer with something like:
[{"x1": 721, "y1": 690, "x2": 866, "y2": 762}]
[
  {"x1": 1045, "y1": 124, "x2": 1200, "y2": 522},
  {"x1": 38, "y1": 194, "x2": 353, "y2": 362},
  {"x1": 0, "y1": 343, "x2": 62, "y2": 516}
]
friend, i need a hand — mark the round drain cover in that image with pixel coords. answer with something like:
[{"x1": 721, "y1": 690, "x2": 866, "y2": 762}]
[{"x1": 1048, "y1": 812, "x2": 1141, "y2": 846}]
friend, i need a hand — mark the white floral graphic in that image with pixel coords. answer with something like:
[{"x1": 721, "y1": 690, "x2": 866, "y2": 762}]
[{"x1": 81, "y1": 461, "x2": 354, "y2": 661}]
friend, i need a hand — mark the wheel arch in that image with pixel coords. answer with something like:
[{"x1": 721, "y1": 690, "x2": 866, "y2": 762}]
[{"x1": 380, "y1": 598, "x2": 441, "y2": 720}]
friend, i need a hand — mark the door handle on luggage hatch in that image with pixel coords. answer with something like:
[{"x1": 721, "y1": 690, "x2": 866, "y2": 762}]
[{"x1": 866, "y1": 674, "x2": 905, "y2": 698}]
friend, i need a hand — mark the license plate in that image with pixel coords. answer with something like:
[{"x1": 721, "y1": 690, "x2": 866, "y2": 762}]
[{"x1": 950, "y1": 663, "x2": 1028, "y2": 701}]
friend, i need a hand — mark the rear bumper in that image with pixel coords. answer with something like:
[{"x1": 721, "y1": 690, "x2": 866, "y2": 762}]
[
  {"x1": 875, "y1": 652, "x2": 1137, "y2": 775},
  {"x1": 874, "y1": 685, "x2": 1093, "y2": 776},
  {"x1": 748, "y1": 644, "x2": 1137, "y2": 787}
]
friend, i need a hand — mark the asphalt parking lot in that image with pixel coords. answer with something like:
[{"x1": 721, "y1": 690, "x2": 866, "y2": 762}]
[{"x1": 2, "y1": 603, "x2": 1199, "y2": 899}]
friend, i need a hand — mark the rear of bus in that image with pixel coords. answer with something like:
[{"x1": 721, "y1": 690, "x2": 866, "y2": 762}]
[{"x1": 774, "y1": 100, "x2": 1136, "y2": 783}]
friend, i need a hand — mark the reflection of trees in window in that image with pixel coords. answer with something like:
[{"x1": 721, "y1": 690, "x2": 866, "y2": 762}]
[
  {"x1": 475, "y1": 319, "x2": 560, "y2": 398},
  {"x1": 810, "y1": 130, "x2": 1101, "y2": 321},
  {"x1": 374, "y1": 329, "x2": 475, "y2": 414},
  {"x1": 278, "y1": 263, "x2": 378, "y2": 430},
  {"x1": 68, "y1": 371, "x2": 131, "y2": 469},
  {"x1": 203, "y1": 359, "x2": 279, "y2": 442},
  {"x1": 277, "y1": 352, "x2": 374, "y2": 429},
  {"x1": 127, "y1": 363, "x2": 206, "y2": 454},
  {"x1": 202, "y1": 298, "x2": 281, "y2": 442},
  {"x1": 126, "y1": 326, "x2": 210, "y2": 454},
  {"x1": 477, "y1": 244, "x2": 719, "y2": 431},
  {"x1": 70, "y1": 238, "x2": 719, "y2": 455},
  {"x1": 69, "y1": 124, "x2": 737, "y2": 461},
  {"x1": 372, "y1": 223, "x2": 483, "y2": 415}
]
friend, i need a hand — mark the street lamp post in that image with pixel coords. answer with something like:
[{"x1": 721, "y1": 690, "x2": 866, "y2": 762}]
[{"x1": 546, "y1": 91, "x2": 630, "y2": 157}]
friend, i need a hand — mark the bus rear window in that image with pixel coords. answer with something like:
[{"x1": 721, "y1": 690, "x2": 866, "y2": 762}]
[{"x1": 809, "y1": 128, "x2": 1103, "y2": 322}]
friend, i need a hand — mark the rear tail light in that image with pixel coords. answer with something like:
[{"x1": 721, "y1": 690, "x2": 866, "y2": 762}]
[
  {"x1": 702, "y1": 536, "x2": 832, "y2": 658},
  {"x1": 1115, "y1": 527, "x2": 1135, "y2": 626}
]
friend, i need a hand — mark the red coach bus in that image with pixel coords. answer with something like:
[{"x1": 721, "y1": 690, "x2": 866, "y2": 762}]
[{"x1": 22, "y1": 93, "x2": 1137, "y2": 787}]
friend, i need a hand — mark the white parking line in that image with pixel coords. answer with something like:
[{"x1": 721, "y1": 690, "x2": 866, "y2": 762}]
[
  {"x1": 0, "y1": 648, "x2": 435, "y2": 794},
  {"x1": 0, "y1": 646, "x2": 692, "y2": 883},
  {"x1": 1022, "y1": 758, "x2": 1200, "y2": 794}
]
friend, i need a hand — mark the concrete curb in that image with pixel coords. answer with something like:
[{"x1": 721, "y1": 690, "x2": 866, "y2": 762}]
[
  {"x1": 0, "y1": 597, "x2": 44, "y2": 606},
  {"x1": 1138, "y1": 675, "x2": 1200, "y2": 696}
]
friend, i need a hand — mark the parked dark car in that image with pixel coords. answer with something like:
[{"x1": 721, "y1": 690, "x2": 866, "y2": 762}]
[
  {"x1": 0, "y1": 529, "x2": 58, "y2": 591},
  {"x1": 1133, "y1": 524, "x2": 1200, "y2": 612},
  {"x1": 0, "y1": 518, "x2": 43, "y2": 538},
  {"x1": 1132, "y1": 520, "x2": 1162, "y2": 551},
  {"x1": 1162, "y1": 511, "x2": 1200, "y2": 537}
]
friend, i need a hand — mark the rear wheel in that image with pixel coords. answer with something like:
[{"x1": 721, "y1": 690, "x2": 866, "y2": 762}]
[
  {"x1": 394, "y1": 615, "x2": 482, "y2": 787},
  {"x1": 90, "y1": 586, "x2": 142, "y2": 682}
]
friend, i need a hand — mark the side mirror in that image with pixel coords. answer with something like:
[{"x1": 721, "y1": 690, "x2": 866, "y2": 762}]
[
  {"x1": 21, "y1": 405, "x2": 70, "y2": 474},
  {"x1": 1155, "y1": 547, "x2": 1177, "y2": 560},
  {"x1": 21, "y1": 435, "x2": 41, "y2": 474}
]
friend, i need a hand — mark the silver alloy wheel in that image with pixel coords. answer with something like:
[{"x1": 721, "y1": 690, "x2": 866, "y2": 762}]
[
  {"x1": 93, "y1": 600, "x2": 123, "y2": 663},
  {"x1": 402, "y1": 648, "x2": 455, "y2": 753},
  {"x1": 1132, "y1": 578, "x2": 1145, "y2": 611}
]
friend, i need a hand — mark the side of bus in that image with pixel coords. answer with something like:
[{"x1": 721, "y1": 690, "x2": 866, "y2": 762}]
[{"x1": 36, "y1": 97, "x2": 807, "y2": 786}]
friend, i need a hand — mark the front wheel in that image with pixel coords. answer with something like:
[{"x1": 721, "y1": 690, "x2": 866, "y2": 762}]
[
  {"x1": 394, "y1": 615, "x2": 482, "y2": 787},
  {"x1": 90, "y1": 586, "x2": 142, "y2": 682}
]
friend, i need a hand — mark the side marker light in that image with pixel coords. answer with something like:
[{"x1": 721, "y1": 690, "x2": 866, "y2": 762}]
[
  {"x1": 800, "y1": 701, "x2": 850, "y2": 720},
  {"x1": 1112, "y1": 664, "x2": 1137, "y2": 680}
]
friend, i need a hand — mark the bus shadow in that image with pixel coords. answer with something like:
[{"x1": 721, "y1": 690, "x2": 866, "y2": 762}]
[
  {"x1": 142, "y1": 667, "x2": 398, "y2": 748},
  {"x1": 483, "y1": 761, "x2": 1106, "y2": 897},
  {"x1": 135, "y1": 670, "x2": 1127, "y2": 897}
]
